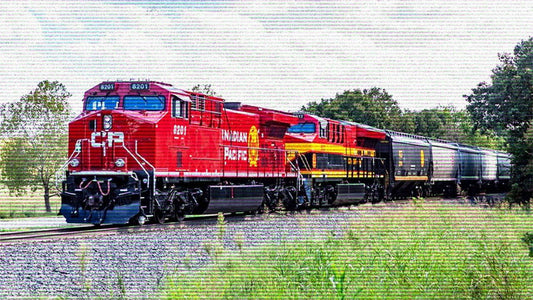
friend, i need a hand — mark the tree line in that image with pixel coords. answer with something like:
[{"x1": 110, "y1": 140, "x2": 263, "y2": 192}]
[
  {"x1": 0, "y1": 38, "x2": 531, "y2": 212},
  {"x1": 301, "y1": 88, "x2": 505, "y2": 150},
  {"x1": 302, "y1": 37, "x2": 533, "y2": 206}
]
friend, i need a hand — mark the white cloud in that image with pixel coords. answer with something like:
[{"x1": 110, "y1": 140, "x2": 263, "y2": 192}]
[{"x1": 1, "y1": 0, "x2": 532, "y2": 113}]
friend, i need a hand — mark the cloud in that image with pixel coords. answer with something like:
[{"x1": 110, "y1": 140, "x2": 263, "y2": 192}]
[
  {"x1": 1, "y1": 0, "x2": 532, "y2": 113},
  {"x1": 0, "y1": 1, "x2": 47, "y2": 101}
]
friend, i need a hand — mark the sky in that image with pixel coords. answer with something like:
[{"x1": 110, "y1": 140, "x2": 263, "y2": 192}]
[{"x1": 1, "y1": 0, "x2": 532, "y2": 113}]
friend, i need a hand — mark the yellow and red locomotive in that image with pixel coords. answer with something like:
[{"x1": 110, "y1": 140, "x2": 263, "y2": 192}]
[
  {"x1": 284, "y1": 114, "x2": 388, "y2": 205},
  {"x1": 60, "y1": 81, "x2": 299, "y2": 225}
]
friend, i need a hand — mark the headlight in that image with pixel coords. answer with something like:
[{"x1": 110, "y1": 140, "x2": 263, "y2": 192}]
[
  {"x1": 115, "y1": 158, "x2": 125, "y2": 167},
  {"x1": 103, "y1": 115, "x2": 112, "y2": 130},
  {"x1": 70, "y1": 159, "x2": 80, "y2": 167}
]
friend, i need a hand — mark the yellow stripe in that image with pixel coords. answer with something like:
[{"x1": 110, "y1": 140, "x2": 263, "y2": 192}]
[
  {"x1": 286, "y1": 143, "x2": 375, "y2": 157},
  {"x1": 395, "y1": 176, "x2": 428, "y2": 181},
  {"x1": 301, "y1": 170, "x2": 378, "y2": 178}
]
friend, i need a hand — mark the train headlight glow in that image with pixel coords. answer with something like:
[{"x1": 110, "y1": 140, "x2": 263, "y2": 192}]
[
  {"x1": 103, "y1": 115, "x2": 112, "y2": 130},
  {"x1": 70, "y1": 159, "x2": 80, "y2": 167},
  {"x1": 115, "y1": 158, "x2": 125, "y2": 168}
]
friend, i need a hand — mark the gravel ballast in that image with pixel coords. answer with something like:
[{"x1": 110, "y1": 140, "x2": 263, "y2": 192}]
[{"x1": 0, "y1": 205, "x2": 394, "y2": 298}]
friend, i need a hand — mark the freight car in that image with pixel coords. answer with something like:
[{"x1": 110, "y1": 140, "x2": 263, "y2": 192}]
[
  {"x1": 376, "y1": 131, "x2": 511, "y2": 198},
  {"x1": 58, "y1": 81, "x2": 511, "y2": 225}
]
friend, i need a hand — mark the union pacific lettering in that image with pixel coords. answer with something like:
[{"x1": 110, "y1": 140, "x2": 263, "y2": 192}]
[{"x1": 221, "y1": 129, "x2": 248, "y2": 143}]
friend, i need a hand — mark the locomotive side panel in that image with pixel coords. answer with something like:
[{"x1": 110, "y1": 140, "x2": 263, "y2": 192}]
[
  {"x1": 183, "y1": 126, "x2": 223, "y2": 176},
  {"x1": 220, "y1": 110, "x2": 261, "y2": 178}
]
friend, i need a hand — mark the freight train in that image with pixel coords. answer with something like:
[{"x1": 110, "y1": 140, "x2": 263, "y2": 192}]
[{"x1": 58, "y1": 81, "x2": 511, "y2": 225}]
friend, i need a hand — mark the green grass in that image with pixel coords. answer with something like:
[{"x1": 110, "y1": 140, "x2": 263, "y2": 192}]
[
  {"x1": 162, "y1": 202, "x2": 533, "y2": 299},
  {"x1": 0, "y1": 188, "x2": 60, "y2": 218}
]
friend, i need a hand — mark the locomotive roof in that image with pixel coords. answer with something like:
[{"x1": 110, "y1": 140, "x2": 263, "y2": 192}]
[
  {"x1": 90, "y1": 81, "x2": 224, "y2": 101},
  {"x1": 340, "y1": 120, "x2": 385, "y2": 134},
  {"x1": 294, "y1": 113, "x2": 386, "y2": 139}
]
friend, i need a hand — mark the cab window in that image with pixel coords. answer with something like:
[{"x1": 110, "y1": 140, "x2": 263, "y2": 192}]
[
  {"x1": 172, "y1": 96, "x2": 189, "y2": 118},
  {"x1": 123, "y1": 95, "x2": 165, "y2": 111},
  {"x1": 288, "y1": 123, "x2": 316, "y2": 133},
  {"x1": 85, "y1": 96, "x2": 120, "y2": 111}
]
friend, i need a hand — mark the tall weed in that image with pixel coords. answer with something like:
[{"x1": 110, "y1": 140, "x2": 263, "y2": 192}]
[{"x1": 163, "y1": 203, "x2": 533, "y2": 299}]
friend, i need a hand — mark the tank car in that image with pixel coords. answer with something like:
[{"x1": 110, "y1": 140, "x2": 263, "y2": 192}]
[{"x1": 59, "y1": 81, "x2": 299, "y2": 225}]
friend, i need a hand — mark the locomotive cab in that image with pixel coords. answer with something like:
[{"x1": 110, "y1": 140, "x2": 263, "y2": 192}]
[{"x1": 60, "y1": 81, "x2": 177, "y2": 225}]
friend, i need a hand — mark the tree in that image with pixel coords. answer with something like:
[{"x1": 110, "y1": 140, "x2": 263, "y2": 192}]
[
  {"x1": 465, "y1": 37, "x2": 533, "y2": 206},
  {"x1": 301, "y1": 88, "x2": 404, "y2": 130},
  {"x1": 0, "y1": 80, "x2": 72, "y2": 212},
  {"x1": 411, "y1": 106, "x2": 505, "y2": 149}
]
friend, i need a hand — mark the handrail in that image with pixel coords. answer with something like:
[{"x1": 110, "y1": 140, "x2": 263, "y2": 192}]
[
  {"x1": 118, "y1": 141, "x2": 155, "y2": 197},
  {"x1": 55, "y1": 137, "x2": 157, "y2": 200},
  {"x1": 286, "y1": 151, "x2": 303, "y2": 191},
  {"x1": 299, "y1": 152, "x2": 312, "y2": 171},
  {"x1": 54, "y1": 139, "x2": 85, "y2": 192},
  {"x1": 134, "y1": 141, "x2": 156, "y2": 196}
]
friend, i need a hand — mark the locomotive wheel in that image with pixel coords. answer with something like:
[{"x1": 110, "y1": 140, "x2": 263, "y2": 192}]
[
  {"x1": 153, "y1": 209, "x2": 166, "y2": 224},
  {"x1": 257, "y1": 202, "x2": 268, "y2": 214},
  {"x1": 174, "y1": 212, "x2": 185, "y2": 222},
  {"x1": 171, "y1": 201, "x2": 186, "y2": 222}
]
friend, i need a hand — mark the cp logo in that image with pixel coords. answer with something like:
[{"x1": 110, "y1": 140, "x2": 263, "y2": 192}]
[{"x1": 91, "y1": 131, "x2": 124, "y2": 148}]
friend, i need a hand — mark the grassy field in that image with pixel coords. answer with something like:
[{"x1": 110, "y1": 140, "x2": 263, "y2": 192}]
[
  {"x1": 163, "y1": 201, "x2": 533, "y2": 299},
  {"x1": 0, "y1": 188, "x2": 61, "y2": 218}
]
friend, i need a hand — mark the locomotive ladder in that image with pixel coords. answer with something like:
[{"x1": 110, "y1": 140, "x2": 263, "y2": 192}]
[{"x1": 286, "y1": 151, "x2": 307, "y2": 193}]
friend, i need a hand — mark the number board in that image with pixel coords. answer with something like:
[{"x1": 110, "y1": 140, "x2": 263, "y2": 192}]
[
  {"x1": 130, "y1": 82, "x2": 150, "y2": 90},
  {"x1": 99, "y1": 83, "x2": 116, "y2": 91}
]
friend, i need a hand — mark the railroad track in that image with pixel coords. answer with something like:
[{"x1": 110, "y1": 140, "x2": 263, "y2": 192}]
[
  {"x1": 0, "y1": 225, "x2": 121, "y2": 244},
  {"x1": 0, "y1": 196, "x2": 504, "y2": 244},
  {"x1": 0, "y1": 208, "x2": 330, "y2": 244},
  {"x1": 0, "y1": 213, "x2": 231, "y2": 244}
]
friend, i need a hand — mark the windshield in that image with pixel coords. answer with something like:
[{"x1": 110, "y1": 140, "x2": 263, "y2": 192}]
[
  {"x1": 288, "y1": 122, "x2": 316, "y2": 134},
  {"x1": 123, "y1": 95, "x2": 165, "y2": 111},
  {"x1": 85, "y1": 96, "x2": 120, "y2": 111}
]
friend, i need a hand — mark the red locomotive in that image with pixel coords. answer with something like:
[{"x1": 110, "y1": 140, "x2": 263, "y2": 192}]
[
  {"x1": 59, "y1": 81, "x2": 511, "y2": 225},
  {"x1": 60, "y1": 81, "x2": 299, "y2": 225}
]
